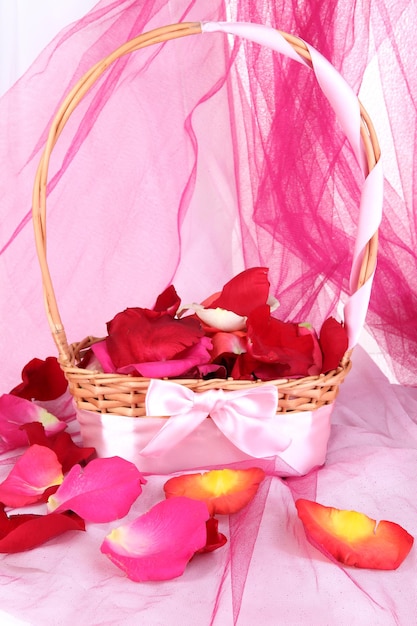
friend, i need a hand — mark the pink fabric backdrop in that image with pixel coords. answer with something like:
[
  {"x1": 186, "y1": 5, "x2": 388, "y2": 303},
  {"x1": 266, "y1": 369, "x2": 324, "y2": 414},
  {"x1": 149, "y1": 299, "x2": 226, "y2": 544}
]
[
  {"x1": 1, "y1": 0, "x2": 416, "y2": 389},
  {"x1": 0, "y1": 2, "x2": 416, "y2": 624}
]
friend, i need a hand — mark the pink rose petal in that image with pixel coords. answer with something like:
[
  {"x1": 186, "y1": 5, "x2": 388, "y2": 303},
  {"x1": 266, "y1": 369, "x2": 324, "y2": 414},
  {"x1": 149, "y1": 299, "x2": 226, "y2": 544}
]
[
  {"x1": 47, "y1": 457, "x2": 146, "y2": 522},
  {"x1": 0, "y1": 394, "x2": 66, "y2": 453},
  {"x1": 210, "y1": 331, "x2": 247, "y2": 360},
  {"x1": 0, "y1": 444, "x2": 64, "y2": 508},
  {"x1": 101, "y1": 497, "x2": 209, "y2": 581}
]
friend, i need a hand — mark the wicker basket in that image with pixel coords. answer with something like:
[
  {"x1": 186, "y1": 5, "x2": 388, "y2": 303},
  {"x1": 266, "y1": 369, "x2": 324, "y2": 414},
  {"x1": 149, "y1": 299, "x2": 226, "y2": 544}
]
[{"x1": 32, "y1": 22, "x2": 380, "y2": 470}]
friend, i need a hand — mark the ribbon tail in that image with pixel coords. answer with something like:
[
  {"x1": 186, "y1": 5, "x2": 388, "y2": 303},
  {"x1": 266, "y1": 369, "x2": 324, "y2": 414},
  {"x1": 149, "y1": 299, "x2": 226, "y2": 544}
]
[{"x1": 139, "y1": 409, "x2": 208, "y2": 457}]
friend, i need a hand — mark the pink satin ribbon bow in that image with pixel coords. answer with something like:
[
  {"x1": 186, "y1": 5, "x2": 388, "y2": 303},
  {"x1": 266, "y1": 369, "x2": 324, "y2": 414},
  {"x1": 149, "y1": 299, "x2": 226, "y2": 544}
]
[{"x1": 140, "y1": 379, "x2": 291, "y2": 458}]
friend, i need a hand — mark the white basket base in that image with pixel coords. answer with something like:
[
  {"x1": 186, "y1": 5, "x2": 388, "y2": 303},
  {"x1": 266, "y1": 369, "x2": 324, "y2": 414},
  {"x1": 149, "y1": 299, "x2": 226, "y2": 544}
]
[{"x1": 76, "y1": 402, "x2": 334, "y2": 476}]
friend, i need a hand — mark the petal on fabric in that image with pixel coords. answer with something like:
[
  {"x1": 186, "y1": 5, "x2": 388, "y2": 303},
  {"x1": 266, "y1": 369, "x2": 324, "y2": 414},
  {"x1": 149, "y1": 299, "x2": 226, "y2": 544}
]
[
  {"x1": 101, "y1": 497, "x2": 209, "y2": 581},
  {"x1": 0, "y1": 445, "x2": 63, "y2": 508},
  {"x1": 47, "y1": 457, "x2": 146, "y2": 522},
  {"x1": 0, "y1": 394, "x2": 66, "y2": 453},
  {"x1": 0, "y1": 505, "x2": 85, "y2": 553},
  {"x1": 164, "y1": 468, "x2": 266, "y2": 515},
  {"x1": 9, "y1": 357, "x2": 68, "y2": 401},
  {"x1": 319, "y1": 317, "x2": 349, "y2": 372},
  {"x1": 209, "y1": 267, "x2": 270, "y2": 316},
  {"x1": 195, "y1": 516, "x2": 228, "y2": 553},
  {"x1": 296, "y1": 499, "x2": 414, "y2": 570},
  {"x1": 21, "y1": 422, "x2": 96, "y2": 473}
]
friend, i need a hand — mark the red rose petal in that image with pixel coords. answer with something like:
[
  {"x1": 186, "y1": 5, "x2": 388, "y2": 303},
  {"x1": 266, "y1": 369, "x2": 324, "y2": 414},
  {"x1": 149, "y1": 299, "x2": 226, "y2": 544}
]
[
  {"x1": 319, "y1": 317, "x2": 348, "y2": 372},
  {"x1": 9, "y1": 357, "x2": 68, "y2": 401},
  {"x1": 210, "y1": 267, "x2": 270, "y2": 316},
  {"x1": 164, "y1": 468, "x2": 266, "y2": 515},
  {"x1": 101, "y1": 497, "x2": 209, "y2": 581},
  {"x1": 47, "y1": 457, "x2": 146, "y2": 522},
  {"x1": 0, "y1": 505, "x2": 85, "y2": 553},
  {"x1": 296, "y1": 499, "x2": 414, "y2": 570},
  {"x1": 196, "y1": 516, "x2": 228, "y2": 553},
  {"x1": 21, "y1": 422, "x2": 95, "y2": 473},
  {"x1": 106, "y1": 308, "x2": 204, "y2": 367},
  {"x1": 247, "y1": 306, "x2": 316, "y2": 377},
  {"x1": 153, "y1": 285, "x2": 181, "y2": 316},
  {"x1": 117, "y1": 336, "x2": 213, "y2": 378}
]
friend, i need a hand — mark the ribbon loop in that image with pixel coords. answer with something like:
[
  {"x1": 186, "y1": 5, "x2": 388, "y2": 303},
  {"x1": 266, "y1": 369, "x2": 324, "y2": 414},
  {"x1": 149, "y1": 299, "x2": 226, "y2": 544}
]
[{"x1": 140, "y1": 379, "x2": 291, "y2": 458}]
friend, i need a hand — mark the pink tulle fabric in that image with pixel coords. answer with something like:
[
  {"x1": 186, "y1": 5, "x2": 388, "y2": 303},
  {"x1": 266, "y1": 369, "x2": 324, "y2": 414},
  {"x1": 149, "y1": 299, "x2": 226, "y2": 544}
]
[
  {"x1": 0, "y1": 2, "x2": 416, "y2": 622},
  {"x1": 1, "y1": 0, "x2": 416, "y2": 390}
]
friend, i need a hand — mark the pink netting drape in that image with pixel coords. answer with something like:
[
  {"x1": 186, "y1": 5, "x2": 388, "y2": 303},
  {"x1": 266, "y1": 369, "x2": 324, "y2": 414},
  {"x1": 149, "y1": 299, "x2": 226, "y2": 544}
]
[{"x1": 0, "y1": 0, "x2": 416, "y2": 390}]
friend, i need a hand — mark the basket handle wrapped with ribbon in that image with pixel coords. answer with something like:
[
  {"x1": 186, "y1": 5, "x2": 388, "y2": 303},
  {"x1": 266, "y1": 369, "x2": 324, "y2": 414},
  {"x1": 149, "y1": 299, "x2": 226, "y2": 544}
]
[{"x1": 31, "y1": 21, "x2": 382, "y2": 474}]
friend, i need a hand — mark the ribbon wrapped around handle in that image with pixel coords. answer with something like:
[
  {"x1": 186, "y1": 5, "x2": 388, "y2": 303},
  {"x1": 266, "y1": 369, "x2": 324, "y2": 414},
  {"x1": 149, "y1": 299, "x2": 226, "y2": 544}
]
[{"x1": 140, "y1": 379, "x2": 291, "y2": 458}]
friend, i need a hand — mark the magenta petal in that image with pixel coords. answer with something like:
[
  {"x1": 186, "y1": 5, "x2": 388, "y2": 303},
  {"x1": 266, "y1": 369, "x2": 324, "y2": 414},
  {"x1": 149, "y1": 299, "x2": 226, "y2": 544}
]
[
  {"x1": 47, "y1": 457, "x2": 146, "y2": 522},
  {"x1": 101, "y1": 497, "x2": 209, "y2": 581},
  {"x1": 0, "y1": 394, "x2": 66, "y2": 453},
  {"x1": 0, "y1": 445, "x2": 64, "y2": 507},
  {"x1": 91, "y1": 340, "x2": 117, "y2": 373},
  {"x1": 117, "y1": 336, "x2": 213, "y2": 378}
]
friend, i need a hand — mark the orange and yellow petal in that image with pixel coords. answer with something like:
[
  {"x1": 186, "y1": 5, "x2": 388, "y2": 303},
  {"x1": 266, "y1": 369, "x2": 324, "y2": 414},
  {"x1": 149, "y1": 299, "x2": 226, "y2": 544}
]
[
  {"x1": 295, "y1": 499, "x2": 414, "y2": 570},
  {"x1": 164, "y1": 467, "x2": 265, "y2": 516}
]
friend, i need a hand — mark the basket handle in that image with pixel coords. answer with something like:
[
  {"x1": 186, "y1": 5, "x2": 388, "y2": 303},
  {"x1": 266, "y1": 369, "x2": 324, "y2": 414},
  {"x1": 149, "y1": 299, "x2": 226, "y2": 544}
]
[{"x1": 32, "y1": 21, "x2": 382, "y2": 366}]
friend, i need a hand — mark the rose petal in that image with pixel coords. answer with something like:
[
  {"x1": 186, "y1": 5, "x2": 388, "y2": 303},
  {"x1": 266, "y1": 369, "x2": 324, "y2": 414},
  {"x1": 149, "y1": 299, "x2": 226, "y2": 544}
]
[
  {"x1": 34, "y1": 391, "x2": 77, "y2": 422},
  {"x1": 295, "y1": 499, "x2": 414, "y2": 570},
  {"x1": 101, "y1": 497, "x2": 209, "y2": 581},
  {"x1": 21, "y1": 422, "x2": 95, "y2": 473},
  {"x1": 0, "y1": 394, "x2": 66, "y2": 453},
  {"x1": 195, "y1": 516, "x2": 228, "y2": 553},
  {"x1": 230, "y1": 352, "x2": 290, "y2": 381},
  {"x1": 153, "y1": 285, "x2": 181, "y2": 316},
  {"x1": 94, "y1": 336, "x2": 213, "y2": 379},
  {"x1": 0, "y1": 445, "x2": 63, "y2": 507},
  {"x1": 319, "y1": 317, "x2": 349, "y2": 372},
  {"x1": 247, "y1": 306, "x2": 316, "y2": 377},
  {"x1": 9, "y1": 357, "x2": 68, "y2": 401},
  {"x1": 164, "y1": 468, "x2": 266, "y2": 515},
  {"x1": 298, "y1": 324, "x2": 323, "y2": 375},
  {"x1": 47, "y1": 457, "x2": 146, "y2": 522},
  {"x1": 106, "y1": 308, "x2": 204, "y2": 367},
  {"x1": 210, "y1": 331, "x2": 247, "y2": 361},
  {"x1": 191, "y1": 304, "x2": 247, "y2": 332},
  {"x1": 209, "y1": 267, "x2": 270, "y2": 316},
  {"x1": 0, "y1": 505, "x2": 85, "y2": 553}
]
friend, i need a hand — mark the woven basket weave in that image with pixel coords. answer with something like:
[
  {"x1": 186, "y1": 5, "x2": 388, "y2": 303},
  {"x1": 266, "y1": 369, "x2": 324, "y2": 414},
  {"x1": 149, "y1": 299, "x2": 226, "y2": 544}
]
[{"x1": 32, "y1": 22, "x2": 379, "y2": 419}]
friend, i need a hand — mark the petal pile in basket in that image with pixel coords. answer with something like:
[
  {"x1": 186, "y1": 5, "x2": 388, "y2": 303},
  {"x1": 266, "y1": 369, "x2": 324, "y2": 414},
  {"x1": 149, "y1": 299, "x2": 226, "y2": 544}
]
[{"x1": 88, "y1": 267, "x2": 348, "y2": 381}]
